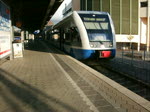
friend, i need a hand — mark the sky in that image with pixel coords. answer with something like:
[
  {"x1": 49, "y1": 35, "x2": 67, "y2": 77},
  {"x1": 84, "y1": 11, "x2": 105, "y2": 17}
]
[{"x1": 50, "y1": 0, "x2": 71, "y2": 24}]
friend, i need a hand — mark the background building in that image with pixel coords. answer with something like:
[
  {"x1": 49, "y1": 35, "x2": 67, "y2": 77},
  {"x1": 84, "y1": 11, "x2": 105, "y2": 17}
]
[{"x1": 140, "y1": 0, "x2": 150, "y2": 51}]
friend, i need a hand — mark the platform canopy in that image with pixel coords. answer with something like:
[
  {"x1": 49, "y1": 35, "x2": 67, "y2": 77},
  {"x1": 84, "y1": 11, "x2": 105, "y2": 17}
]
[{"x1": 2, "y1": 0, "x2": 63, "y2": 32}]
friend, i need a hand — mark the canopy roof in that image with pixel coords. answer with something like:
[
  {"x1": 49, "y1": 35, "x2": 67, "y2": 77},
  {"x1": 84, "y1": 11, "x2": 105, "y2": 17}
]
[{"x1": 2, "y1": 0, "x2": 63, "y2": 32}]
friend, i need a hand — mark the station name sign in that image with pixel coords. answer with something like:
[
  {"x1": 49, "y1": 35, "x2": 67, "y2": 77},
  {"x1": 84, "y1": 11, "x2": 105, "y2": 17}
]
[{"x1": 83, "y1": 18, "x2": 106, "y2": 22}]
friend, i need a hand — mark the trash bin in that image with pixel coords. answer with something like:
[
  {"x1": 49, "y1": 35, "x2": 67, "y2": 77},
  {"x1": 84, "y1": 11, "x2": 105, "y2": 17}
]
[{"x1": 13, "y1": 43, "x2": 23, "y2": 58}]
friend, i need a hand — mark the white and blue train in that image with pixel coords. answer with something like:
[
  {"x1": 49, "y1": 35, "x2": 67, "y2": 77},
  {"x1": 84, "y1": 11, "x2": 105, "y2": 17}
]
[{"x1": 46, "y1": 11, "x2": 116, "y2": 60}]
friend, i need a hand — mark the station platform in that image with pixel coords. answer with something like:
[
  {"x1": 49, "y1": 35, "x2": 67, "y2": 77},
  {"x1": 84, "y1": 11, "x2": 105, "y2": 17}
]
[{"x1": 0, "y1": 41, "x2": 150, "y2": 112}]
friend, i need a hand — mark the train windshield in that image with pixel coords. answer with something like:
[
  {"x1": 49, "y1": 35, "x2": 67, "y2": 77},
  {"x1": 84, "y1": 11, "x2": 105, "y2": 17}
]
[{"x1": 79, "y1": 14, "x2": 113, "y2": 42}]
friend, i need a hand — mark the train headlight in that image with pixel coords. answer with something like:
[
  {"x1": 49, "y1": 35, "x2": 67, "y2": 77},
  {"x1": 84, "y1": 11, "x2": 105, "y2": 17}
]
[
  {"x1": 109, "y1": 42, "x2": 113, "y2": 47},
  {"x1": 90, "y1": 43, "x2": 97, "y2": 48},
  {"x1": 90, "y1": 42, "x2": 98, "y2": 48},
  {"x1": 90, "y1": 44, "x2": 94, "y2": 48}
]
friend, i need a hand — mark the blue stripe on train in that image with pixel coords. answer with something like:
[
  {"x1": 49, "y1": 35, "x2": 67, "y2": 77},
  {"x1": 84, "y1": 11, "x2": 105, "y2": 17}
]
[
  {"x1": 70, "y1": 49, "x2": 95, "y2": 60},
  {"x1": 70, "y1": 48, "x2": 116, "y2": 60}
]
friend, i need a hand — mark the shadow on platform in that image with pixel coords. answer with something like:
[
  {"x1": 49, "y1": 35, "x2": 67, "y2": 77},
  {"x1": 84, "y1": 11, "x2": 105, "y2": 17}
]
[
  {"x1": 0, "y1": 68, "x2": 78, "y2": 112},
  {"x1": 24, "y1": 40, "x2": 65, "y2": 56}
]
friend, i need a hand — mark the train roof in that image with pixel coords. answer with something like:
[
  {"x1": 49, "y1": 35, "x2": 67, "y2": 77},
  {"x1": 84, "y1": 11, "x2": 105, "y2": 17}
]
[
  {"x1": 53, "y1": 11, "x2": 110, "y2": 29},
  {"x1": 62, "y1": 11, "x2": 109, "y2": 20}
]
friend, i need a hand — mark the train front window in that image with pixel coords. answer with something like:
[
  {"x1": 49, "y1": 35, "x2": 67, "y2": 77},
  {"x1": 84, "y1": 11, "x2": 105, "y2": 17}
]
[
  {"x1": 84, "y1": 22, "x2": 109, "y2": 30},
  {"x1": 79, "y1": 13, "x2": 113, "y2": 42},
  {"x1": 88, "y1": 33, "x2": 108, "y2": 42}
]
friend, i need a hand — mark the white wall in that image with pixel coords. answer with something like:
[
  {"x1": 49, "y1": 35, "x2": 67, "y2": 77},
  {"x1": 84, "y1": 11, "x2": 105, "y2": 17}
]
[
  {"x1": 116, "y1": 35, "x2": 140, "y2": 43},
  {"x1": 140, "y1": 18, "x2": 147, "y2": 44}
]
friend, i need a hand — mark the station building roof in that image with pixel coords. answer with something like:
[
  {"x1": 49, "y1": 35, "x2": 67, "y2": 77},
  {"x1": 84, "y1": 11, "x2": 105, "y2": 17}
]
[{"x1": 2, "y1": 0, "x2": 63, "y2": 32}]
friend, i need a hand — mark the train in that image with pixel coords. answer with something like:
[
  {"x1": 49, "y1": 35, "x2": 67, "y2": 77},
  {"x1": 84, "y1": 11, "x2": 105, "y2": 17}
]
[{"x1": 45, "y1": 11, "x2": 116, "y2": 60}]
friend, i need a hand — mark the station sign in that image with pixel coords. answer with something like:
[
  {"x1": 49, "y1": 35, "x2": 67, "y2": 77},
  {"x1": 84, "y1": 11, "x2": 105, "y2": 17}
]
[{"x1": 0, "y1": 1, "x2": 11, "y2": 59}]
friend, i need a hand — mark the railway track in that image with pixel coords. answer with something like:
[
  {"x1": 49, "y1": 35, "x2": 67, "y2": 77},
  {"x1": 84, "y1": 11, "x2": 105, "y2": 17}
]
[{"x1": 81, "y1": 59, "x2": 150, "y2": 101}]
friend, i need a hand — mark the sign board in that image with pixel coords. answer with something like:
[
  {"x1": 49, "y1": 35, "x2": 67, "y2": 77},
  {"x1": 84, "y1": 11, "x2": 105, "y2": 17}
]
[
  {"x1": 0, "y1": 1, "x2": 11, "y2": 59},
  {"x1": 13, "y1": 43, "x2": 23, "y2": 58}
]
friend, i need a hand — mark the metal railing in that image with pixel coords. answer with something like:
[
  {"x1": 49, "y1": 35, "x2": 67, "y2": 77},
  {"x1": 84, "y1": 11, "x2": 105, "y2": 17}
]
[{"x1": 110, "y1": 43, "x2": 150, "y2": 85}]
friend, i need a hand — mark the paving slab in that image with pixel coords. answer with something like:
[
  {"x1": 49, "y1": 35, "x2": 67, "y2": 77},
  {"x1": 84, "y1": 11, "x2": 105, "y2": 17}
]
[
  {"x1": 0, "y1": 41, "x2": 119, "y2": 112},
  {"x1": 0, "y1": 42, "x2": 93, "y2": 112}
]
